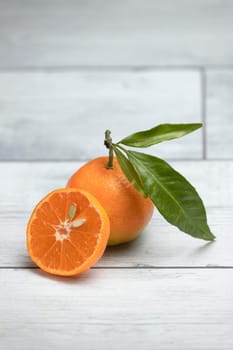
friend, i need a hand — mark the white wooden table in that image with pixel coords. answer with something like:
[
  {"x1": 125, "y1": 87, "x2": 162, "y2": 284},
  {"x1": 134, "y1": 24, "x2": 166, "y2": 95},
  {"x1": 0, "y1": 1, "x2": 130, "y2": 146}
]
[{"x1": 1, "y1": 160, "x2": 233, "y2": 350}]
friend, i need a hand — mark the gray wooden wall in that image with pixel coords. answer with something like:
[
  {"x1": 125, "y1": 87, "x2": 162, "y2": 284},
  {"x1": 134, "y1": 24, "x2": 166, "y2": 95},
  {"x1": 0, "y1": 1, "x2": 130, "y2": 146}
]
[{"x1": 0, "y1": 0, "x2": 232, "y2": 161}]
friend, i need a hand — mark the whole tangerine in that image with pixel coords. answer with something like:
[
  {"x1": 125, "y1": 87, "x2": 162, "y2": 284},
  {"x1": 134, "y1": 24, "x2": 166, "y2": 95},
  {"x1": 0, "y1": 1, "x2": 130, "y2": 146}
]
[{"x1": 66, "y1": 156, "x2": 154, "y2": 245}]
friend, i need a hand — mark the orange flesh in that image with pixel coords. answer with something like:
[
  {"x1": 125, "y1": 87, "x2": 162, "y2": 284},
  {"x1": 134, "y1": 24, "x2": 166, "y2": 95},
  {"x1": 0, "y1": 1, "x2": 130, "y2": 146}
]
[{"x1": 27, "y1": 188, "x2": 110, "y2": 276}]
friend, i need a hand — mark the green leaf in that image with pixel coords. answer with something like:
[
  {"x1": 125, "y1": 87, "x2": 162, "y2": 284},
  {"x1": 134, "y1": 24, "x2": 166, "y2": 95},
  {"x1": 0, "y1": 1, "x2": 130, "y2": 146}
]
[
  {"x1": 127, "y1": 150, "x2": 215, "y2": 241},
  {"x1": 113, "y1": 146, "x2": 148, "y2": 198},
  {"x1": 118, "y1": 123, "x2": 202, "y2": 148}
]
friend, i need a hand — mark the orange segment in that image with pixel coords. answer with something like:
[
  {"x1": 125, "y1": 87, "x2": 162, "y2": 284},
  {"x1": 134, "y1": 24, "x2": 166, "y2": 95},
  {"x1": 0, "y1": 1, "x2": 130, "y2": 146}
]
[{"x1": 26, "y1": 188, "x2": 110, "y2": 276}]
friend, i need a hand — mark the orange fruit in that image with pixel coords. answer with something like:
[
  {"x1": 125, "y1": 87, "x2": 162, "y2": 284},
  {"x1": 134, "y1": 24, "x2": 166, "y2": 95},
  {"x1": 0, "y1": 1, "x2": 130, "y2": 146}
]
[
  {"x1": 67, "y1": 156, "x2": 154, "y2": 245},
  {"x1": 26, "y1": 188, "x2": 110, "y2": 276}
]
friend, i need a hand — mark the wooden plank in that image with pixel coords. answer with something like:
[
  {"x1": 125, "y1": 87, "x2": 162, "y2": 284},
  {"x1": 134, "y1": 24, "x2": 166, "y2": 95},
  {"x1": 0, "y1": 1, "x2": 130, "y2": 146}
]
[
  {"x1": 206, "y1": 70, "x2": 233, "y2": 159},
  {"x1": 1, "y1": 0, "x2": 233, "y2": 67},
  {"x1": 0, "y1": 161, "x2": 233, "y2": 268},
  {"x1": 1, "y1": 206, "x2": 233, "y2": 268},
  {"x1": 0, "y1": 269, "x2": 233, "y2": 350},
  {"x1": 0, "y1": 70, "x2": 201, "y2": 160},
  {"x1": 1, "y1": 161, "x2": 232, "y2": 212}
]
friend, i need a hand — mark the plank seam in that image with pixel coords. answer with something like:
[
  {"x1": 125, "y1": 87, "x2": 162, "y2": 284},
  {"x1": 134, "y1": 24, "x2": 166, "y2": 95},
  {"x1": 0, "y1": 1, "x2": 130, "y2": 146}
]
[
  {"x1": 200, "y1": 67, "x2": 207, "y2": 160},
  {"x1": 2, "y1": 158, "x2": 233, "y2": 163},
  {"x1": 1, "y1": 266, "x2": 233, "y2": 270},
  {"x1": 0, "y1": 65, "x2": 233, "y2": 72},
  {"x1": 0, "y1": 65, "x2": 208, "y2": 72}
]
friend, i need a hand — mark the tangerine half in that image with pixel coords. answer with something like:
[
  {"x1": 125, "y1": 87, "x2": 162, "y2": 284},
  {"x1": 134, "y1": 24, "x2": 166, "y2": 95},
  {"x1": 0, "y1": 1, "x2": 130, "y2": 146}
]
[
  {"x1": 67, "y1": 156, "x2": 154, "y2": 245},
  {"x1": 27, "y1": 188, "x2": 110, "y2": 276}
]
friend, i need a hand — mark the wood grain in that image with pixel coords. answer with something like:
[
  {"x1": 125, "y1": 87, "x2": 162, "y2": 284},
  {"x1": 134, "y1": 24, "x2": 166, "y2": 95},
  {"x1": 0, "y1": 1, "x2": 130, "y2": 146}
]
[
  {"x1": 207, "y1": 70, "x2": 233, "y2": 159},
  {"x1": 1, "y1": 0, "x2": 233, "y2": 67},
  {"x1": 0, "y1": 70, "x2": 202, "y2": 160},
  {"x1": 1, "y1": 269, "x2": 233, "y2": 350},
  {"x1": 1, "y1": 161, "x2": 233, "y2": 268}
]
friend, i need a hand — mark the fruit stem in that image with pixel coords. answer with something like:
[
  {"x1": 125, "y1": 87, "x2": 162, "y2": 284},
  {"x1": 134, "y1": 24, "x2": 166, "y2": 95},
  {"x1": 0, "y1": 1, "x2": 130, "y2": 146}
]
[{"x1": 104, "y1": 130, "x2": 114, "y2": 169}]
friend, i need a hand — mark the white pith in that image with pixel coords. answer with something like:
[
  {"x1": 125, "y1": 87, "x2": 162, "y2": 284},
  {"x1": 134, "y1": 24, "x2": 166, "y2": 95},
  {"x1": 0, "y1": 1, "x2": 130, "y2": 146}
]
[{"x1": 54, "y1": 218, "x2": 86, "y2": 241}]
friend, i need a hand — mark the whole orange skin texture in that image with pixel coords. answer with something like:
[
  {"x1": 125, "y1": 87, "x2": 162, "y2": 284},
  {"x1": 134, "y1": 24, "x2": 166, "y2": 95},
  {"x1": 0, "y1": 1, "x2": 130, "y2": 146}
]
[{"x1": 67, "y1": 156, "x2": 154, "y2": 245}]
